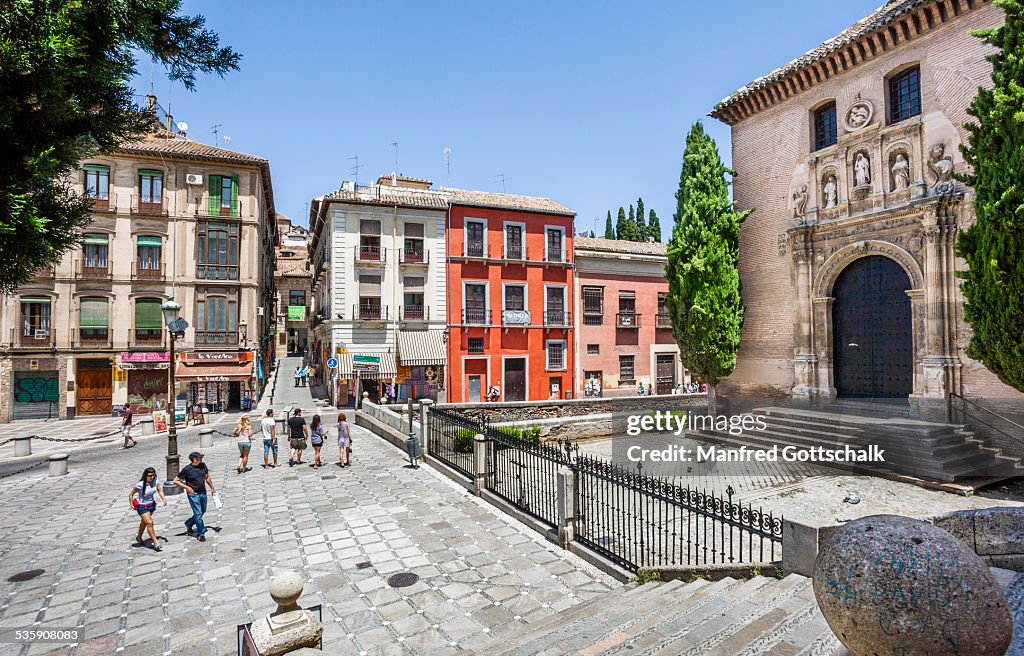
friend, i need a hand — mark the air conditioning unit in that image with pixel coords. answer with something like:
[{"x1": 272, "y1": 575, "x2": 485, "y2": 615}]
[
  {"x1": 257, "y1": 306, "x2": 264, "y2": 316},
  {"x1": 186, "y1": 173, "x2": 204, "y2": 186}
]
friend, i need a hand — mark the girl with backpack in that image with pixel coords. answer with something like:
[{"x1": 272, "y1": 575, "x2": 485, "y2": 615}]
[{"x1": 129, "y1": 466, "x2": 166, "y2": 551}]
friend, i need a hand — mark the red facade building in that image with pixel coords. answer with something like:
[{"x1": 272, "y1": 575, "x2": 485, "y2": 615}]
[{"x1": 445, "y1": 189, "x2": 575, "y2": 402}]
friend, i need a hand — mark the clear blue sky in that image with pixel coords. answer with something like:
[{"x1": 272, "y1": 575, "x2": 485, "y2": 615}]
[{"x1": 133, "y1": 1, "x2": 885, "y2": 236}]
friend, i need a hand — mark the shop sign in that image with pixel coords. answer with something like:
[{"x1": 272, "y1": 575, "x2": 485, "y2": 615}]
[
  {"x1": 353, "y1": 354, "x2": 380, "y2": 364},
  {"x1": 119, "y1": 362, "x2": 170, "y2": 370},
  {"x1": 181, "y1": 352, "x2": 252, "y2": 363},
  {"x1": 287, "y1": 305, "x2": 306, "y2": 321},
  {"x1": 194, "y1": 375, "x2": 231, "y2": 382},
  {"x1": 121, "y1": 352, "x2": 170, "y2": 363}
]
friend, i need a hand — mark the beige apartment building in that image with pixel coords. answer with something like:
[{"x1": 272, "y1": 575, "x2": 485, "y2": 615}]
[
  {"x1": 0, "y1": 97, "x2": 277, "y2": 420},
  {"x1": 710, "y1": 0, "x2": 1023, "y2": 415},
  {"x1": 274, "y1": 216, "x2": 312, "y2": 357}
]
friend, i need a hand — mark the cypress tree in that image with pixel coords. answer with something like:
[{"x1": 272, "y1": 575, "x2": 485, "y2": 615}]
[
  {"x1": 648, "y1": 209, "x2": 662, "y2": 243},
  {"x1": 956, "y1": 0, "x2": 1024, "y2": 393},
  {"x1": 615, "y1": 206, "x2": 634, "y2": 241},
  {"x1": 627, "y1": 204, "x2": 636, "y2": 241},
  {"x1": 604, "y1": 211, "x2": 615, "y2": 239},
  {"x1": 635, "y1": 198, "x2": 647, "y2": 241},
  {"x1": 665, "y1": 122, "x2": 751, "y2": 406}
]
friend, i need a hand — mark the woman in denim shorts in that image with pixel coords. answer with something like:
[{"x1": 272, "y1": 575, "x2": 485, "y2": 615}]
[
  {"x1": 234, "y1": 415, "x2": 253, "y2": 473},
  {"x1": 129, "y1": 467, "x2": 166, "y2": 551}
]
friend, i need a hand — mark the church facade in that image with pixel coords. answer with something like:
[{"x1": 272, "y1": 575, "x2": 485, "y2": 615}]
[{"x1": 710, "y1": 0, "x2": 1022, "y2": 413}]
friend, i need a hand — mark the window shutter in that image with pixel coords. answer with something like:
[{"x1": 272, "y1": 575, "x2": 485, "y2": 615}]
[
  {"x1": 230, "y1": 176, "x2": 239, "y2": 217},
  {"x1": 208, "y1": 175, "x2": 221, "y2": 216},
  {"x1": 83, "y1": 233, "x2": 108, "y2": 245},
  {"x1": 80, "y1": 297, "x2": 109, "y2": 329},
  {"x1": 83, "y1": 164, "x2": 109, "y2": 173},
  {"x1": 137, "y1": 236, "x2": 163, "y2": 247},
  {"x1": 135, "y1": 299, "x2": 162, "y2": 330},
  {"x1": 359, "y1": 275, "x2": 381, "y2": 295},
  {"x1": 404, "y1": 223, "x2": 424, "y2": 238},
  {"x1": 404, "y1": 276, "x2": 424, "y2": 291}
]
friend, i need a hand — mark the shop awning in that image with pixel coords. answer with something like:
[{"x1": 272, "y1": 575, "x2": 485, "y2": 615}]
[
  {"x1": 175, "y1": 360, "x2": 253, "y2": 382},
  {"x1": 336, "y1": 352, "x2": 397, "y2": 379},
  {"x1": 397, "y1": 330, "x2": 446, "y2": 366}
]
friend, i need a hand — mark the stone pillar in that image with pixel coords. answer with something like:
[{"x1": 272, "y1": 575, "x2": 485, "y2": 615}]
[
  {"x1": 419, "y1": 399, "x2": 433, "y2": 456},
  {"x1": 48, "y1": 453, "x2": 69, "y2": 477},
  {"x1": 791, "y1": 231, "x2": 818, "y2": 399},
  {"x1": 556, "y1": 466, "x2": 576, "y2": 547},
  {"x1": 199, "y1": 428, "x2": 214, "y2": 448},
  {"x1": 811, "y1": 297, "x2": 837, "y2": 400},
  {"x1": 249, "y1": 571, "x2": 323, "y2": 656},
  {"x1": 139, "y1": 416, "x2": 154, "y2": 436},
  {"x1": 13, "y1": 434, "x2": 31, "y2": 457},
  {"x1": 472, "y1": 434, "x2": 489, "y2": 495}
]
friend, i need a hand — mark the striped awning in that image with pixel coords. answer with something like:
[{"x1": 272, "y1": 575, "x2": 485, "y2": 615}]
[
  {"x1": 337, "y1": 352, "x2": 397, "y2": 379},
  {"x1": 397, "y1": 330, "x2": 447, "y2": 366}
]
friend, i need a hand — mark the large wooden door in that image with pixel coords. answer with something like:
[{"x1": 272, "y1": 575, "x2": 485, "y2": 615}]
[
  {"x1": 76, "y1": 360, "x2": 112, "y2": 415},
  {"x1": 656, "y1": 354, "x2": 676, "y2": 395},
  {"x1": 504, "y1": 358, "x2": 526, "y2": 402},
  {"x1": 832, "y1": 256, "x2": 913, "y2": 400}
]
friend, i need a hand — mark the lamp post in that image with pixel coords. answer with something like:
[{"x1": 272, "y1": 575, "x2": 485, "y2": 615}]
[{"x1": 161, "y1": 299, "x2": 188, "y2": 496}]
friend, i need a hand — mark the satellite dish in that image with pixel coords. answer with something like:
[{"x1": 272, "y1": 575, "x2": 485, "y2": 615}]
[{"x1": 176, "y1": 121, "x2": 189, "y2": 132}]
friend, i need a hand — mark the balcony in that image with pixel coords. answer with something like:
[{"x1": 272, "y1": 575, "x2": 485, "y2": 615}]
[
  {"x1": 76, "y1": 259, "x2": 111, "y2": 280},
  {"x1": 616, "y1": 312, "x2": 641, "y2": 329},
  {"x1": 196, "y1": 199, "x2": 240, "y2": 218},
  {"x1": 544, "y1": 309, "x2": 571, "y2": 328},
  {"x1": 503, "y1": 243, "x2": 527, "y2": 262},
  {"x1": 353, "y1": 304, "x2": 388, "y2": 323},
  {"x1": 464, "y1": 242, "x2": 489, "y2": 260},
  {"x1": 72, "y1": 329, "x2": 112, "y2": 349},
  {"x1": 400, "y1": 305, "x2": 430, "y2": 322},
  {"x1": 86, "y1": 193, "x2": 115, "y2": 213},
  {"x1": 11, "y1": 327, "x2": 55, "y2": 349},
  {"x1": 462, "y1": 308, "x2": 491, "y2": 326},
  {"x1": 196, "y1": 264, "x2": 239, "y2": 281},
  {"x1": 399, "y1": 249, "x2": 429, "y2": 266},
  {"x1": 129, "y1": 329, "x2": 166, "y2": 348},
  {"x1": 656, "y1": 313, "x2": 673, "y2": 329},
  {"x1": 134, "y1": 261, "x2": 164, "y2": 280},
  {"x1": 355, "y1": 244, "x2": 386, "y2": 265},
  {"x1": 131, "y1": 193, "x2": 168, "y2": 217},
  {"x1": 583, "y1": 311, "x2": 604, "y2": 327},
  {"x1": 502, "y1": 309, "x2": 531, "y2": 326},
  {"x1": 195, "y1": 331, "x2": 239, "y2": 346},
  {"x1": 545, "y1": 250, "x2": 566, "y2": 265}
]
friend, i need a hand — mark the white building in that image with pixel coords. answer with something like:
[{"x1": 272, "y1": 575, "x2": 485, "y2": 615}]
[{"x1": 308, "y1": 175, "x2": 448, "y2": 406}]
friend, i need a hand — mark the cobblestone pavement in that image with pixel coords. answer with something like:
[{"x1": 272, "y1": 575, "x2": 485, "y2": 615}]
[{"x1": 0, "y1": 385, "x2": 614, "y2": 655}]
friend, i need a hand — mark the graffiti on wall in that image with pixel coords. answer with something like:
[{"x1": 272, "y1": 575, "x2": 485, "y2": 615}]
[
  {"x1": 14, "y1": 375, "x2": 59, "y2": 405},
  {"x1": 127, "y1": 370, "x2": 168, "y2": 414}
]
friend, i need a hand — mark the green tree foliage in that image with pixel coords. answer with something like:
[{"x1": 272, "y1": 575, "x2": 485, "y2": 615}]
[
  {"x1": 616, "y1": 206, "x2": 636, "y2": 241},
  {"x1": 636, "y1": 197, "x2": 646, "y2": 240},
  {"x1": 956, "y1": 0, "x2": 1024, "y2": 392},
  {"x1": 0, "y1": 0, "x2": 241, "y2": 293},
  {"x1": 648, "y1": 209, "x2": 662, "y2": 243},
  {"x1": 665, "y1": 122, "x2": 751, "y2": 388},
  {"x1": 604, "y1": 210, "x2": 615, "y2": 239}
]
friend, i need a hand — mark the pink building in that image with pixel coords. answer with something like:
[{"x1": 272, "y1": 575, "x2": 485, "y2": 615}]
[{"x1": 573, "y1": 237, "x2": 686, "y2": 397}]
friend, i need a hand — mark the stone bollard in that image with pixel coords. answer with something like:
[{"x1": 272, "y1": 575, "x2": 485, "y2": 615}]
[
  {"x1": 556, "y1": 466, "x2": 576, "y2": 547},
  {"x1": 472, "y1": 434, "x2": 490, "y2": 495},
  {"x1": 250, "y1": 571, "x2": 323, "y2": 656},
  {"x1": 199, "y1": 428, "x2": 214, "y2": 448},
  {"x1": 48, "y1": 453, "x2": 69, "y2": 477},
  {"x1": 13, "y1": 434, "x2": 31, "y2": 457},
  {"x1": 419, "y1": 399, "x2": 433, "y2": 455},
  {"x1": 139, "y1": 416, "x2": 154, "y2": 436},
  {"x1": 360, "y1": 391, "x2": 369, "y2": 410}
]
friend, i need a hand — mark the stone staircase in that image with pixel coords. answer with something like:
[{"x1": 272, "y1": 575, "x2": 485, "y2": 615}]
[
  {"x1": 689, "y1": 407, "x2": 1022, "y2": 483},
  {"x1": 475, "y1": 574, "x2": 847, "y2": 656}
]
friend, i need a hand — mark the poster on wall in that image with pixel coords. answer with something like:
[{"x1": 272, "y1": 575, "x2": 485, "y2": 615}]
[{"x1": 152, "y1": 410, "x2": 168, "y2": 432}]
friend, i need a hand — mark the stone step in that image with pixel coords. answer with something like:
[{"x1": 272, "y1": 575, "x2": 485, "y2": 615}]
[{"x1": 760, "y1": 414, "x2": 975, "y2": 449}]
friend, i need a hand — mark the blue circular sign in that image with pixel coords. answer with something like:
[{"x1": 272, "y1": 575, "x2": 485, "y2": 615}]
[{"x1": 327, "y1": 357, "x2": 338, "y2": 369}]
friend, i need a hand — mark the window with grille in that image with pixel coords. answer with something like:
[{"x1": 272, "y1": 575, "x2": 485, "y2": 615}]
[
  {"x1": 289, "y1": 290, "x2": 306, "y2": 307},
  {"x1": 466, "y1": 221, "x2": 486, "y2": 257},
  {"x1": 504, "y1": 285, "x2": 525, "y2": 311},
  {"x1": 360, "y1": 220, "x2": 382, "y2": 260},
  {"x1": 587, "y1": 344, "x2": 599, "y2": 355},
  {"x1": 619, "y1": 355, "x2": 635, "y2": 382},
  {"x1": 197, "y1": 221, "x2": 239, "y2": 280},
  {"x1": 404, "y1": 223, "x2": 424, "y2": 261},
  {"x1": 583, "y1": 286, "x2": 604, "y2": 325},
  {"x1": 546, "y1": 341, "x2": 566, "y2": 371},
  {"x1": 813, "y1": 101, "x2": 837, "y2": 151},
  {"x1": 195, "y1": 287, "x2": 238, "y2": 345},
  {"x1": 546, "y1": 228, "x2": 564, "y2": 262},
  {"x1": 468, "y1": 337, "x2": 484, "y2": 354},
  {"x1": 505, "y1": 224, "x2": 524, "y2": 259},
  {"x1": 889, "y1": 66, "x2": 921, "y2": 124}
]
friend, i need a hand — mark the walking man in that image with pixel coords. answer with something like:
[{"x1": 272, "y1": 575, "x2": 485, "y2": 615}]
[
  {"x1": 261, "y1": 408, "x2": 278, "y2": 468},
  {"x1": 293, "y1": 366, "x2": 301, "y2": 387},
  {"x1": 174, "y1": 452, "x2": 216, "y2": 542},
  {"x1": 121, "y1": 406, "x2": 137, "y2": 448}
]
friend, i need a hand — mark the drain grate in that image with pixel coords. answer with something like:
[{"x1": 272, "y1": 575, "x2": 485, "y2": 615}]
[
  {"x1": 8, "y1": 569, "x2": 44, "y2": 583},
  {"x1": 387, "y1": 572, "x2": 419, "y2": 588},
  {"x1": 355, "y1": 561, "x2": 373, "y2": 570}
]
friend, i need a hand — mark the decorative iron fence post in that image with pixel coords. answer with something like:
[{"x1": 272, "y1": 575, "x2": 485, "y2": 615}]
[
  {"x1": 473, "y1": 434, "x2": 490, "y2": 495},
  {"x1": 419, "y1": 399, "x2": 433, "y2": 456},
  {"x1": 557, "y1": 466, "x2": 576, "y2": 547}
]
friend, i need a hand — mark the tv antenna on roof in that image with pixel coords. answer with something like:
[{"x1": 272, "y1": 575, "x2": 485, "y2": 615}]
[
  {"x1": 443, "y1": 147, "x2": 451, "y2": 186},
  {"x1": 349, "y1": 156, "x2": 360, "y2": 187},
  {"x1": 210, "y1": 124, "x2": 222, "y2": 144},
  {"x1": 495, "y1": 173, "x2": 506, "y2": 194},
  {"x1": 392, "y1": 142, "x2": 399, "y2": 175}
]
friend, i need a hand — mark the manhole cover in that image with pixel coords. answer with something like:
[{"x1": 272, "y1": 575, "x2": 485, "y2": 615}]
[
  {"x1": 8, "y1": 569, "x2": 44, "y2": 582},
  {"x1": 355, "y1": 561, "x2": 373, "y2": 570},
  {"x1": 387, "y1": 572, "x2": 419, "y2": 588}
]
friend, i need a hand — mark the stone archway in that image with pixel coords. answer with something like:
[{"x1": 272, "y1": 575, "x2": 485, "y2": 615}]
[{"x1": 830, "y1": 255, "x2": 914, "y2": 400}]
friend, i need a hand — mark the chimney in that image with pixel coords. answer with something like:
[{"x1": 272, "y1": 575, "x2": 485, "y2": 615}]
[
  {"x1": 146, "y1": 94, "x2": 157, "y2": 115},
  {"x1": 165, "y1": 112, "x2": 174, "y2": 131},
  {"x1": 391, "y1": 172, "x2": 397, "y2": 186}
]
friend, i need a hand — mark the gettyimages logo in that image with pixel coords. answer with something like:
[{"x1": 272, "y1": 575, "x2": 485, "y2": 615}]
[{"x1": 626, "y1": 410, "x2": 768, "y2": 437}]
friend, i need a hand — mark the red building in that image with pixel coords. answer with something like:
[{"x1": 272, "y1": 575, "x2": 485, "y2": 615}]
[{"x1": 445, "y1": 189, "x2": 575, "y2": 402}]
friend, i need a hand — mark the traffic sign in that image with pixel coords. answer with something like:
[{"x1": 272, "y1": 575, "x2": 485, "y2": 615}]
[
  {"x1": 327, "y1": 357, "x2": 338, "y2": 369},
  {"x1": 353, "y1": 354, "x2": 380, "y2": 365}
]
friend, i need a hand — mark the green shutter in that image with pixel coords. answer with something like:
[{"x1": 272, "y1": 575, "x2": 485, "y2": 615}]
[
  {"x1": 138, "y1": 169, "x2": 163, "y2": 176},
  {"x1": 137, "y1": 236, "x2": 163, "y2": 247},
  {"x1": 230, "y1": 176, "x2": 239, "y2": 217},
  {"x1": 135, "y1": 299, "x2": 162, "y2": 330},
  {"x1": 208, "y1": 175, "x2": 221, "y2": 215},
  {"x1": 83, "y1": 233, "x2": 108, "y2": 245},
  {"x1": 83, "y1": 164, "x2": 109, "y2": 173},
  {"x1": 80, "y1": 297, "x2": 109, "y2": 329},
  {"x1": 20, "y1": 296, "x2": 50, "y2": 303}
]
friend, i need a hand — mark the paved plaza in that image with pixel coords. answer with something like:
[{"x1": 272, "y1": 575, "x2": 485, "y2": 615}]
[{"x1": 0, "y1": 377, "x2": 614, "y2": 656}]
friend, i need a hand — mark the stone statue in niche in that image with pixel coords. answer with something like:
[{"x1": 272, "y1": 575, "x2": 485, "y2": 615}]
[
  {"x1": 891, "y1": 153, "x2": 910, "y2": 190},
  {"x1": 854, "y1": 152, "x2": 871, "y2": 187},
  {"x1": 928, "y1": 143, "x2": 955, "y2": 196},
  {"x1": 823, "y1": 175, "x2": 838, "y2": 209},
  {"x1": 792, "y1": 185, "x2": 808, "y2": 223}
]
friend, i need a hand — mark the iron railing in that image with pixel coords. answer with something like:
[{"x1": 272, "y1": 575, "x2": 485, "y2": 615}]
[
  {"x1": 134, "y1": 261, "x2": 164, "y2": 280},
  {"x1": 429, "y1": 407, "x2": 479, "y2": 478},
  {"x1": 356, "y1": 244, "x2": 385, "y2": 263},
  {"x1": 129, "y1": 329, "x2": 166, "y2": 348},
  {"x1": 465, "y1": 242, "x2": 489, "y2": 258},
  {"x1": 487, "y1": 424, "x2": 577, "y2": 527},
  {"x1": 504, "y1": 243, "x2": 525, "y2": 261},
  {"x1": 76, "y1": 259, "x2": 111, "y2": 280},
  {"x1": 400, "y1": 305, "x2": 429, "y2": 321},
  {"x1": 353, "y1": 304, "x2": 388, "y2": 322},
  {"x1": 656, "y1": 313, "x2": 672, "y2": 329},
  {"x1": 462, "y1": 308, "x2": 490, "y2": 325},
  {"x1": 11, "y1": 327, "x2": 55, "y2": 349},
  {"x1": 72, "y1": 328, "x2": 112, "y2": 349},
  {"x1": 399, "y1": 249, "x2": 429, "y2": 265},
  {"x1": 544, "y1": 310, "x2": 570, "y2": 327},
  {"x1": 616, "y1": 312, "x2": 641, "y2": 328},
  {"x1": 195, "y1": 330, "x2": 239, "y2": 346},
  {"x1": 950, "y1": 393, "x2": 1024, "y2": 462}
]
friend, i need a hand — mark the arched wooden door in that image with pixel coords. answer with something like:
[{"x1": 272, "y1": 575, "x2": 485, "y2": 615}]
[{"x1": 831, "y1": 255, "x2": 913, "y2": 400}]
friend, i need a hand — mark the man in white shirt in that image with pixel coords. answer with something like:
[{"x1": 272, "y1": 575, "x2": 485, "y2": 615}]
[{"x1": 260, "y1": 408, "x2": 278, "y2": 468}]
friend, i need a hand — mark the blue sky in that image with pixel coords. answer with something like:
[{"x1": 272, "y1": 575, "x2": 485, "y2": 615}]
[{"x1": 133, "y1": 1, "x2": 886, "y2": 236}]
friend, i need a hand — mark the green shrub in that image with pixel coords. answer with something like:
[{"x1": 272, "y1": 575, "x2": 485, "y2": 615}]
[{"x1": 453, "y1": 428, "x2": 476, "y2": 454}]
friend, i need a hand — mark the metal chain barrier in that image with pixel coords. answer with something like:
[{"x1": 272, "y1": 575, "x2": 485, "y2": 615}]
[
  {"x1": 32, "y1": 428, "x2": 122, "y2": 443},
  {"x1": 0, "y1": 461, "x2": 45, "y2": 481}
]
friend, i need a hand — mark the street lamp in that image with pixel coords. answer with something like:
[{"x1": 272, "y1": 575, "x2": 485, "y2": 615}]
[{"x1": 161, "y1": 298, "x2": 189, "y2": 496}]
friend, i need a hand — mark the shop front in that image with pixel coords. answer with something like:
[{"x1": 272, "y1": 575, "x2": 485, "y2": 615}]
[
  {"x1": 175, "y1": 351, "x2": 255, "y2": 413},
  {"x1": 120, "y1": 351, "x2": 169, "y2": 414},
  {"x1": 396, "y1": 330, "x2": 446, "y2": 402},
  {"x1": 335, "y1": 352, "x2": 397, "y2": 408}
]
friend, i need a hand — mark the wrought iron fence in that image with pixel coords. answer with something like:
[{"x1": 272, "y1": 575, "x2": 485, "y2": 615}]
[
  {"x1": 486, "y1": 423, "x2": 577, "y2": 527},
  {"x1": 428, "y1": 407, "x2": 479, "y2": 478},
  {"x1": 574, "y1": 454, "x2": 782, "y2": 572}
]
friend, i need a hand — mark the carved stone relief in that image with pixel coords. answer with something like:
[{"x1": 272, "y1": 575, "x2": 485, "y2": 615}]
[
  {"x1": 792, "y1": 185, "x2": 809, "y2": 224},
  {"x1": 843, "y1": 99, "x2": 874, "y2": 132},
  {"x1": 928, "y1": 143, "x2": 955, "y2": 197}
]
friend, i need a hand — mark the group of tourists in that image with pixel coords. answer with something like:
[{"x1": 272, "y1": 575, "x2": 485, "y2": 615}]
[
  {"x1": 127, "y1": 407, "x2": 353, "y2": 551},
  {"x1": 293, "y1": 365, "x2": 312, "y2": 387}
]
